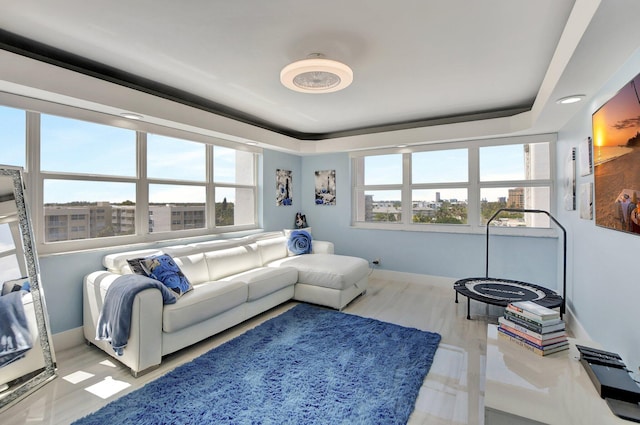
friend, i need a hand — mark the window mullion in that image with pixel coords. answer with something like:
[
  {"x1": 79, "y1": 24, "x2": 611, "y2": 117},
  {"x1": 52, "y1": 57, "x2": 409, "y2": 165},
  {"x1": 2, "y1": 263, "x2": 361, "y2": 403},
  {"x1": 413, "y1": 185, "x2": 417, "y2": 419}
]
[
  {"x1": 26, "y1": 111, "x2": 43, "y2": 246},
  {"x1": 468, "y1": 146, "x2": 480, "y2": 228},
  {"x1": 207, "y1": 144, "x2": 215, "y2": 229},
  {"x1": 403, "y1": 152, "x2": 411, "y2": 225},
  {"x1": 136, "y1": 131, "x2": 148, "y2": 236}
]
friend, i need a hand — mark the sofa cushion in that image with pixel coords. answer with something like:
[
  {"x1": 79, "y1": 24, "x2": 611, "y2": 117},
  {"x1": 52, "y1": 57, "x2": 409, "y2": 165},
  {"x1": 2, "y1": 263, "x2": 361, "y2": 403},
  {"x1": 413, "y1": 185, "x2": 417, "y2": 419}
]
[
  {"x1": 174, "y1": 253, "x2": 209, "y2": 285},
  {"x1": 256, "y1": 236, "x2": 288, "y2": 264},
  {"x1": 205, "y1": 244, "x2": 261, "y2": 281},
  {"x1": 162, "y1": 280, "x2": 247, "y2": 333},
  {"x1": 221, "y1": 267, "x2": 298, "y2": 301},
  {"x1": 104, "y1": 249, "x2": 164, "y2": 274},
  {"x1": 268, "y1": 254, "x2": 369, "y2": 290},
  {"x1": 188, "y1": 239, "x2": 243, "y2": 254}
]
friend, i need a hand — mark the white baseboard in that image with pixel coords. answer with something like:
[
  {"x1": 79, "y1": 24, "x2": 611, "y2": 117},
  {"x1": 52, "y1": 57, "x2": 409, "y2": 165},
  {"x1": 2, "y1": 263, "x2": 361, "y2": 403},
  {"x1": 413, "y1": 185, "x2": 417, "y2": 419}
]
[
  {"x1": 370, "y1": 269, "x2": 456, "y2": 287},
  {"x1": 564, "y1": 305, "x2": 591, "y2": 341},
  {"x1": 52, "y1": 327, "x2": 84, "y2": 352}
]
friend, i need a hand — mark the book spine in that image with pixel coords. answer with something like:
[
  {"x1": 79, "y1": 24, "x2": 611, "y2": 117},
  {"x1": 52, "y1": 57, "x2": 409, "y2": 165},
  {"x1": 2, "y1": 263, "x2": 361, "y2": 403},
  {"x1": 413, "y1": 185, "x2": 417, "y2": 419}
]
[
  {"x1": 499, "y1": 323, "x2": 545, "y2": 346},
  {"x1": 509, "y1": 301, "x2": 559, "y2": 320},
  {"x1": 498, "y1": 327, "x2": 545, "y2": 350},
  {"x1": 503, "y1": 310, "x2": 546, "y2": 332},
  {"x1": 541, "y1": 343, "x2": 570, "y2": 355},
  {"x1": 498, "y1": 317, "x2": 543, "y2": 339},
  {"x1": 499, "y1": 322, "x2": 567, "y2": 347},
  {"x1": 498, "y1": 317, "x2": 567, "y2": 341},
  {"x1": 498, "y1": 327, "x2": 570, "y2": 353},
  {"x1": 503, "y1": 310, "x2": 564, "y2": 332},
  {"x1": 505, "y1": 305, "x2": 560, "y2": 324},
  {"x1": 497, "y1": 329, "x2": 544, "y2": 356}
]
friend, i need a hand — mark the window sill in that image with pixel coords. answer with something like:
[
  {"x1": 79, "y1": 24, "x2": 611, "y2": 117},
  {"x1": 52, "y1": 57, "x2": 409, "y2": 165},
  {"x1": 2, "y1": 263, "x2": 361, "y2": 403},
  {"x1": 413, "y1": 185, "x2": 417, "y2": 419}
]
[{"x1": 350, "y1": 222, "x2": 559, "y2": 238}]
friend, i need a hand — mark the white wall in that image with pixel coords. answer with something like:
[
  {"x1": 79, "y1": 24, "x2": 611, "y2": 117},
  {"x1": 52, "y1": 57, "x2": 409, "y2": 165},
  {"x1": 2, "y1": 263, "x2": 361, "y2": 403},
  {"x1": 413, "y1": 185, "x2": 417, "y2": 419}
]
[{"x1": 555, "y1": 48, "x2": 640, "y2": 371}]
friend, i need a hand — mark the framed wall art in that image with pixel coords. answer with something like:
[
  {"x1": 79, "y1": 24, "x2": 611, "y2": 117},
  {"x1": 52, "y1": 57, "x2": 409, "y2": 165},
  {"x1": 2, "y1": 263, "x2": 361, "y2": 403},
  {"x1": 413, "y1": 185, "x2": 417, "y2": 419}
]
[
  {"x1": 592, "y1": 71, "x2": 640, "y2": 234},
  {"x1": 580, "y1": 182, "x2": 593, "y2": 220},
  {"x1": 579, "y1": 137, "x2": 593, "y2": 177},
  {"x1": 276, "y1": 169, "x2": 292, "y2": 206},
  {"x1": 564, "y1": 147, "x2": 576, "y2": 211},
  {"x1": 314, "y1": 170, "x2": 336, "y2": 205}
]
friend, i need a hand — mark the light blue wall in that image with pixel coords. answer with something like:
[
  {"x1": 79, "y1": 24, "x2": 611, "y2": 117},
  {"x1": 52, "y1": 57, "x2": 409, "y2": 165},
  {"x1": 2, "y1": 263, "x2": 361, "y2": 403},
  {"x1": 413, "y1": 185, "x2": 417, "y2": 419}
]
[
  {"x1": 262, "y1": 150, "x2": 303, "y2": 231},
  {"x1": 39, "y1": 228, "x2": 268, "y2": 334},
  {"x1": 40, "y1": 251, "x2": 107, "y2": 333},
  {"x1": 296, "y1": 153, "x2": 559, "y2": 286},
  {"x1": 555, "y1": 48, "x2": 640, "y2": 371},
  {"x1": 41, "y1": 149, "x2": 302, "y2": 334}
]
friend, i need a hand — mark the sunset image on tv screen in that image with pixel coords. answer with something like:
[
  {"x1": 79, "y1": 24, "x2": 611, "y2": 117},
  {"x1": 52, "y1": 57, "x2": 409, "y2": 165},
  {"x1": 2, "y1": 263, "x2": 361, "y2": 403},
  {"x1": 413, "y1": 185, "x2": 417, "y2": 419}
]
[{"x1": 593, "y1": 72, "x2": 640, "y2": 234}]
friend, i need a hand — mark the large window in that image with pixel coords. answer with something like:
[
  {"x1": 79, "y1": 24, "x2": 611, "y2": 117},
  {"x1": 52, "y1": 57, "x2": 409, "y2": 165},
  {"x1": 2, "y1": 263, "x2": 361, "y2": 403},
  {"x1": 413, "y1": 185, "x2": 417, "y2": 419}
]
[
  {"x1": 0, "y1": 105, "x2": 26, "y2": 167},
  {"x1": 356, "y1": 154, "x2": 403, "y2": 223},
  {"x1": 41, "y1": 115, "x2": 137, "y2": 176},
  {"x1": 4, "y1": 107, "x2": 259, "y2": 253},
  {"x1": 479, "y1": 142, "x2": 552, "y2": 227},
  {"x1": 213, "y1": 146, "x2": 256, "y2": 227},
  {"x1": 352, "y1": 136, "x2": 555, "y2": 232}
]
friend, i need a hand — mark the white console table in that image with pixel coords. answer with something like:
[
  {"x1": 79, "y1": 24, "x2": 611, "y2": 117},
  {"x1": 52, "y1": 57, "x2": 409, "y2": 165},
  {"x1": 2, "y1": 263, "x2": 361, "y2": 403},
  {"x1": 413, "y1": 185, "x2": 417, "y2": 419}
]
[{"x1": 485, "y1": 324, "x2": 628, "y2": 424}]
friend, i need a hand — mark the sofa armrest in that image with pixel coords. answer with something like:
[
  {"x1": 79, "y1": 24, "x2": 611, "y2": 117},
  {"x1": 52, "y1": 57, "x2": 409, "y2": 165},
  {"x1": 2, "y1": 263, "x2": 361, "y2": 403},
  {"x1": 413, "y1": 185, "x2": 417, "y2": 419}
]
[
  {"x1": 312, "y1": 240, "x2": 334, "y2": 254},
  {"x1": 83, "y1": 271, "x2": 163, "y2": 375}
]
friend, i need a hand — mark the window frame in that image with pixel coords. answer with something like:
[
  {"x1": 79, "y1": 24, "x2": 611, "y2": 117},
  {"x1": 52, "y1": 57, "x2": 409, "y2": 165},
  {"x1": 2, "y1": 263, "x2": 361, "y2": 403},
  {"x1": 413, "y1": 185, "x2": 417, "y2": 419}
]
[
  {"x1": 0, "y1": 96, "x2": 261, "y2": 255},
  {"x1": 351, "y1": 134, "x2": 557, "y2": 235}
]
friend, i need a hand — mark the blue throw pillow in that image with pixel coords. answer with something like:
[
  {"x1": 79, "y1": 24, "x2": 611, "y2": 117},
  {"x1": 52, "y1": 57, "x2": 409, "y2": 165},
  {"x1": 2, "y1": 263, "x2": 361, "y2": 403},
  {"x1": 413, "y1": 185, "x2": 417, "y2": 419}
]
[
  {"x1": 287, "y1": 230, "x2": 312, "y2": 255},
  {"x1": 140, "y1": 254, "x2": 193, "y2": 297}
]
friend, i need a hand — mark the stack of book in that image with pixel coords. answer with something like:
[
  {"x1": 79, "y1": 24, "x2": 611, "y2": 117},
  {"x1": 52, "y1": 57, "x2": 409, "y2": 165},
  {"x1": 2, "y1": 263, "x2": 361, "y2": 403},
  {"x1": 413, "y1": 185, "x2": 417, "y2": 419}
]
[{"x1": 498, "y1": 300, "x2": 569, "y2": 356}]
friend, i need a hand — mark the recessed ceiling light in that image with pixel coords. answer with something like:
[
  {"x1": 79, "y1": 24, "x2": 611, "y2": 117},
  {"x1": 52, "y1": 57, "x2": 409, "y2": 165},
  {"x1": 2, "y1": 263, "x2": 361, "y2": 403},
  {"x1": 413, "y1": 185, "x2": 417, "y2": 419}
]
[
  {"x1": 120, "y1": 112, "x2": 144, "y2": 120},
  {"x1": 280, "y1": 54, "x2": 353, "y2": 94},
  {"x1": 556, "y1": 95, "x2": 585, "y2": 105}
]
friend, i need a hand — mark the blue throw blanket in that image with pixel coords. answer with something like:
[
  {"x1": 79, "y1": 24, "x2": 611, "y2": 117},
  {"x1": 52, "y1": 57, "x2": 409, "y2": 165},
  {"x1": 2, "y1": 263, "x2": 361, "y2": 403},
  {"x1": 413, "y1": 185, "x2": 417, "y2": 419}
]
[
  {"x1": 96, "y1": 274, "x2": 177, "y2": 356},
  {"x1": 0, "y1": 291, "x2": 33, "y2": 368}
]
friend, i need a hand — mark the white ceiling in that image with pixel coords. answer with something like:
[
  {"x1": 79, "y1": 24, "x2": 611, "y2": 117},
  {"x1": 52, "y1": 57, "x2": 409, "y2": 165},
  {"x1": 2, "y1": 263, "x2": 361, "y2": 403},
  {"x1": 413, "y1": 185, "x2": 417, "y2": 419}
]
[{"x1": 0, "y1": 0, "x2": 639, "y2": 151}]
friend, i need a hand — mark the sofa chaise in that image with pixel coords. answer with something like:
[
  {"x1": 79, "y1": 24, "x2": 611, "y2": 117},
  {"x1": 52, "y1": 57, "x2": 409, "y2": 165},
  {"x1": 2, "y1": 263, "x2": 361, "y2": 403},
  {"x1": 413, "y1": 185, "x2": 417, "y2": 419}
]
[{"x1": 83, "y1": 232, "x2": 369, "y2": 375}]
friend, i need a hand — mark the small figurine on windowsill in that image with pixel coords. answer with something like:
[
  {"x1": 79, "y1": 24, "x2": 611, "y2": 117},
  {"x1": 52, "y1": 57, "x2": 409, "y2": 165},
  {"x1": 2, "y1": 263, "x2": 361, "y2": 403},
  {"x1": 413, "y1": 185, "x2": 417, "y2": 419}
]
[{"x1": 295, "y1": 212, "x2": 308, "y2": 229}]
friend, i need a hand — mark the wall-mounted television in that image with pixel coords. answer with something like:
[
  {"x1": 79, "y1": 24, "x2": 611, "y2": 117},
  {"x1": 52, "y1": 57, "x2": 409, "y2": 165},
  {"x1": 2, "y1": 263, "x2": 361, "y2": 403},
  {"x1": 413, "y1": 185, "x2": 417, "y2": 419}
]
[{"x1": 593, "y1": 71, "x2": 640, "y2": 235}]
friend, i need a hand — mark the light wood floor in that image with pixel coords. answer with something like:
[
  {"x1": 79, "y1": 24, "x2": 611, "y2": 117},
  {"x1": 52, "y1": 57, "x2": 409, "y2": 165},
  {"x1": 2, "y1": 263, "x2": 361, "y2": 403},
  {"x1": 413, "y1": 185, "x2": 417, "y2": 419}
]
[{"x1": 2, "y1": 271, "x2": 504, "y2": 425}]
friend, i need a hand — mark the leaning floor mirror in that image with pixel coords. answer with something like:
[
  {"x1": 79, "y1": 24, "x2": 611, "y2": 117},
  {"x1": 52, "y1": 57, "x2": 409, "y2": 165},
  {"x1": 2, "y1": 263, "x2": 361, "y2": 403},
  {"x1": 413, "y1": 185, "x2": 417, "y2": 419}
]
[{"x1": 0, "y1": 166, "x2": 56, "y2": 410}]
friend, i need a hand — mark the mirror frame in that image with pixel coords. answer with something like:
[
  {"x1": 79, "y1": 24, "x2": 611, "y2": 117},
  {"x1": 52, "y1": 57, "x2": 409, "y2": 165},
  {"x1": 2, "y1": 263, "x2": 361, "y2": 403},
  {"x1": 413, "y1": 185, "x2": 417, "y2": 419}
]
[{"x1": 0, "y1": 167, "x2": 56, "y2": 410}]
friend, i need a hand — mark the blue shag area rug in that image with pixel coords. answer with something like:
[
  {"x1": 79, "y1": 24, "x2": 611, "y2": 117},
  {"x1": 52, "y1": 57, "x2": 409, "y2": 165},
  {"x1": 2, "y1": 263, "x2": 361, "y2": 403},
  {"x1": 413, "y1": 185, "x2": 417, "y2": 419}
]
[{"x1": 73, "y1": 303, "x2": 441, "y2": 425}]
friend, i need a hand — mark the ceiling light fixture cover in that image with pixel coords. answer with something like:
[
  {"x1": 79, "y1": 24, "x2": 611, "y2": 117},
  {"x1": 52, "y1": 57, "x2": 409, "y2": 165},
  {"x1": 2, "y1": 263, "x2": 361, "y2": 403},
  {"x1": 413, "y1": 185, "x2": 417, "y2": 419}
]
[
  {"x1": 281, "y1": 55, "x2": 353, "y2": 94},
  {"x1": 120, "y1": 112, "x2": 144, "y2": 120},
  {"x1": 556, "y1": 95, "x2": 585, "y2": 104}
]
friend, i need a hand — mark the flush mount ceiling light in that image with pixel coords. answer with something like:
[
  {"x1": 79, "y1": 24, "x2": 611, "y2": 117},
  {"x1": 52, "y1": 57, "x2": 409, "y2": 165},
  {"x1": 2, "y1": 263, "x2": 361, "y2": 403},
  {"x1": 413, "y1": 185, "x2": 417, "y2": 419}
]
[
  {"x1": 120, "y1": 112, "x2": 144, "y2": 120},
  {"x1": 556, "y1": 95, "x2": 585, "y2": 105},
  {"x1": 280, "y1": 54, "x2": 353, "y2": 94}
]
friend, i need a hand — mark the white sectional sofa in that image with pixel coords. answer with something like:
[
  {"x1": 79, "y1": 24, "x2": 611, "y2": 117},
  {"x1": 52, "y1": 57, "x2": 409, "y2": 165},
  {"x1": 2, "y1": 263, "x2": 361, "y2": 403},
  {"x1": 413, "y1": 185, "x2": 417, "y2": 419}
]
[{"x1": 83, "y1": 232, "x2": 369, "y2": 375}]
